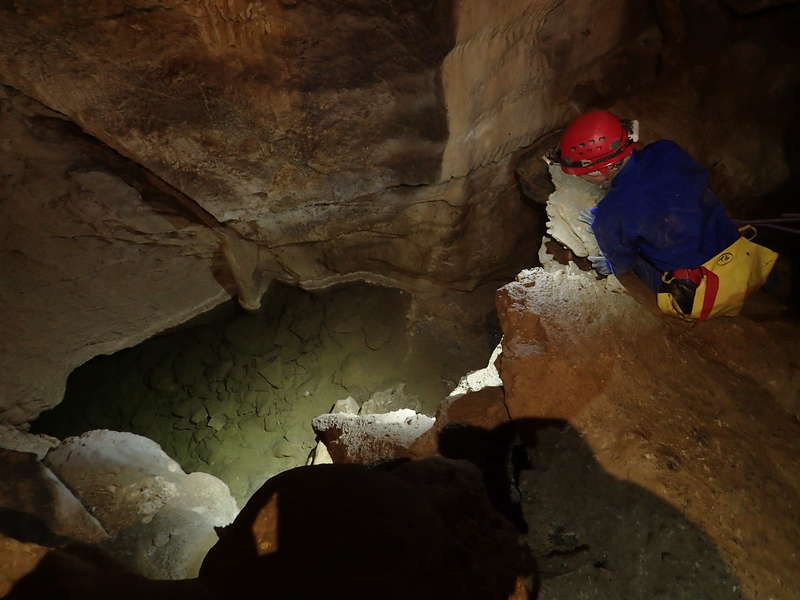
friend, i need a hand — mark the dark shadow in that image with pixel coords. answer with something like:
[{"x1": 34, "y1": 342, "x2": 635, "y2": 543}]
[
  {"x1": 9, "y1": 418, "x2": 742, "y2": 599},
  {"x1": 443, "y1": 419, "x2": 743, "y2": 600},
  {"x1": 199, "y1": 457, "x2": 533, "y2": 600},
  {"x1": 197, "y1": 417, "x2": 742, "y2": 600},
  {"x1": 437, "y1": 422, "x2": 530, "y2": 534},
  {"x1": 0, "y1": 508, "x2": 70, "y2": 548}
]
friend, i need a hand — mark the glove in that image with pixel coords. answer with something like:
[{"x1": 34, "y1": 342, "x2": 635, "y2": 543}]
[
  {"x1": 588, "y1": 255, "x2": 613, "y2": 276},
  {"x1": 578, "y1": 207, "x2": 598, "y2": 233}
]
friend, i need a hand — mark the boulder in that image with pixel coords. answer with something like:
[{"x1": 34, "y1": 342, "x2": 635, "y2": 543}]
[
  {"x1": 312, "y1": 409, "x2": 434, "y2": 464},
  {"x1": 495, "y1": 263, "x2": 800, "y2": 599},
  {"x1": 43, "y1": 430, "x2": 238, "y2": 580}
]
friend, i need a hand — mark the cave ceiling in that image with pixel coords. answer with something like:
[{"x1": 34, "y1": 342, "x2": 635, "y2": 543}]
[{"x1": 1, "y1": 0, "x2": 799, "y2": 422}]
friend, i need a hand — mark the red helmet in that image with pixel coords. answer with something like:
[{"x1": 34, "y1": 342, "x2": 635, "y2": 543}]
[{"x1": 558, "y1": 110, "x2": 636, "y2": 175}]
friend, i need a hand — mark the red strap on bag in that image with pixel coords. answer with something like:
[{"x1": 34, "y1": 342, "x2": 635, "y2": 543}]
[
  {"x1": 670, "y1": 267, "x2": 719, "y2": 322},
  {"x1": 671, "y1": 268, "x2": 704, "y2": 286},
  {"x1": 698, "y1": 267, "x2": 719, "y2": 322}
]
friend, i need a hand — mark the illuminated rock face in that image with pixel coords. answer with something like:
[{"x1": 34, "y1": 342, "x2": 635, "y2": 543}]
[
  {"x1": 44, "y1": 430, "x2": 238, "y2": 580},
  {"x1": 494, "y1": 265, "x2": 800, "y2": 600}
]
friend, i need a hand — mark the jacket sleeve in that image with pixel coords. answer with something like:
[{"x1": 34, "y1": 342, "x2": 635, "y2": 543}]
[{"x1": 592, "y1": 206, "x2": 638, "y2": 276}]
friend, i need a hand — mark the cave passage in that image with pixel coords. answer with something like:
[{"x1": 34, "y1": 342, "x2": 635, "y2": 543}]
[{"x1": 33, "y1": 281, "x2": 491, "y2": 503}]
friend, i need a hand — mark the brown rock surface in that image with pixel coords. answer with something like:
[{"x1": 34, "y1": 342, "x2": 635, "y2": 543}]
[
  {"x1": 0, "y1": 0, "x2": 546, "y2": 293},
  {"x1": 496, "y1": 266, "x2": 800, "y2": 600},
  {"x1": 0, "y1": 449, "x2": 109, "y2": 546},
  {"x1": 0, "y1": 534, "x2": 216, "y2": 599},
  {"x1": 0, "y1": 88, "x2": 228, "y2": 423},
  {"x1": 410, "y1": 386, "x2": 510, "y2": 458}
]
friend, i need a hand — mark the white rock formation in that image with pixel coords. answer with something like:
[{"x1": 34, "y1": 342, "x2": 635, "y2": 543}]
[
  {"x1": 43, "y1": 430, "x2": 238, "y2": 580},
  {"x1": 448, "y1": 343, "x2": 504, "y2": 397},
  {"x1": 543, "y1": 163, "x2": 604, "y2": 258},
  {"x1": 312, "y1": 409, "x2": 435, "y2": 456}
]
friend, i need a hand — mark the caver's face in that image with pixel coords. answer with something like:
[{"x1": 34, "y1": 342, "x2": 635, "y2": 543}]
[{"x1": 578, "y1": 159, "x2": 626, "y2": 188}]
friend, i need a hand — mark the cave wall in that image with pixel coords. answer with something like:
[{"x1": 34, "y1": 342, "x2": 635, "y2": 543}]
[
  {"x1": 0, "y1": 89, "x2": 228, "y2": 424},
  {"x1": 0, "y1": 0, "x2": 665, "y2": 422},
  {"x1": 1, "y1": 0, "x2": 799, "y2": 423}
]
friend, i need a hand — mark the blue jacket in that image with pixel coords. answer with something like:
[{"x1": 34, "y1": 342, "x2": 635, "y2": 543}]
[{"x1": 593, "y1": 140, "x2": 740, "y2": 291}]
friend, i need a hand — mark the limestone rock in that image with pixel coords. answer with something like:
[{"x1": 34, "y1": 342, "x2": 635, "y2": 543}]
[
  {"x1": 0, "y1": 0, "x2": 798, "y2": 432},
  {"x1": 43, "y1": 430, "x2": 238, "y2": 580},
  {"x1": 543, "y1": 164, "x2": 603, "y2": 258},
  {"x1": 331, "y1": 396, "x2": 360, "y2": 414},
  {"x1": 0, "y1": 89, "x2": 227, "y2": 424},
  {"x1": 0, "y1": 0, "x2": 670, "y2": 423},
  {"x1": 312, "y1": 409, "x2": 434, "y2": 464},
  {"x1": 199, "y1": 459, "x2": 534, "y2": 600},
  {"x1": 0, "y1": 0, "x2": 546, "y2": 297},
  {"x1": 306, "y1": 440, "x2": 333, "y2": 466},
  {"x1": 0, "y1": 449, "x2": 109, "y2": 545},
  {"x1": 0, "y1": 424, "x2": 59, "y2": 460},
  {"x1": 410, "y1": 387, "x2": 511, "y2": 459},
  {"x1": 494, "y1": 264, "x2": 800, "y2": 599},
  {"x1": 448, "y1": 342, "x2": 504, "y2": 397}
]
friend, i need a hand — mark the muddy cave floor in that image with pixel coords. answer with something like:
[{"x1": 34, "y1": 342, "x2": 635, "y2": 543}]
[{"x1": 32, "y1": 281, "x2": 498, "y2": 504}]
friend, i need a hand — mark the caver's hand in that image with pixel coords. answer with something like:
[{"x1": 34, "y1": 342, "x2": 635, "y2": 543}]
[
  {"x1": 587, "y1": 254, "x2": 612, "y2": 276},
  {"x1": 578, "y1": 207, "x2": 598, "y2": 234}
]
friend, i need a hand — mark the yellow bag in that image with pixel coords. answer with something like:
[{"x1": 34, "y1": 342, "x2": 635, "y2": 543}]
[{"x1": 657, "y1": 226, "x2": 778, "y2": 321}]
